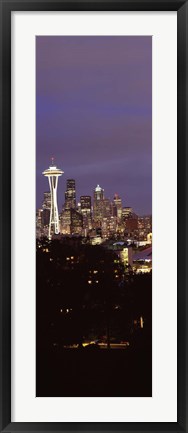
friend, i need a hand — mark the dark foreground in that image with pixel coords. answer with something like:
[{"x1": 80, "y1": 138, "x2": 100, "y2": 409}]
[{"x1": 36, "y1": 347, "x2": 152, "y2": 397}]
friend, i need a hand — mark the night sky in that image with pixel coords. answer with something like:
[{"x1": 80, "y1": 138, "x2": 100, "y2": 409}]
[{"x1": 36, "y1": 36, "x2": 152, "y2": 215}]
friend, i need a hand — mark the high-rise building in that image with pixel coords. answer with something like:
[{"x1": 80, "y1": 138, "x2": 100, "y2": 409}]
[
  {"x1": 42, "y1": 208, "x2": 50, "y2": 228},
  {"x1": 36, "y1": 209, "x2": 43, "y2": 238},
  {"x1": 64, "y1": 179, "x2": 76, "y2": 210},
  {"x1": 113, "y1": 193, "x2": 122, "y2": 221},
  {"x1": 124, "y1": 213, "x2": 138, "y2": 238},
  {"x1": 43, "y1": 161, "x2": 64, "y2": 239},
  {"x1": 42, "y1": 191, "x2": 51, "y2": 227},
  {"x1": 60, "y1": 209, "x2": 71, "y2": 234},
  {"x1": 108, "y1": 216, "x2": 118, "y2": 234},
  {"x1": 100, "y1": 198, "x2": 114, "y2": 237},
  {"x1": 42, "y1": 192, "x2": 51, "y2": 209},
  {"x1": 80, "y1": 196, "x2": 91, "y2": 215},
  {"x1": 122, "y1": 207, "x2": 133, "y2": 220},
  {"x1": 112, "y1": 202, "x2": 117, "y2": 218},
  {"x1": 94, "y1": 184, "x2": 104, "y2": 201},
  {"x1": 80, "y1": 196, "x2": 92, "y2": 231},
  {"x1": 71, "y1": 209, "x2": 83, "y2": 235},
  {"x1": 36, "y1": 208, "x2": 43, "y2": 229},
  {"x1": 138, "y1": 215, "x2": 152, "y2": 240},
  {"x1": 103, "y1": 198, "x2": 112, "y2": 219},
  {"x1": 93, "y1": 184, "x2": 104, "y2": 223}
]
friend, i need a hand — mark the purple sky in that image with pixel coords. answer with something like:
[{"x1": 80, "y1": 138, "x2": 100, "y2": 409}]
[{"x1": 36, "y1": 36, "x2": 152, "y2": 214}]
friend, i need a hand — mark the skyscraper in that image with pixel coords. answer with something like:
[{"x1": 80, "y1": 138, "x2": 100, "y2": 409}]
[
  {"x1": 64, "y1": 179, "x2": 76, "y2": 210},
  {"x1": 80, "y1": 196, "x2": 91, "y2": 216},
  {"x1": 94, "y1": 184, "x2": 104, "y2": 201},
  {"x1": 60, "y1": 208, "x2": 71, "y2": 235},
  {"x1": 93, "y1": 184, "x2": 104, "y2": 224},
  {"x1": 71, "y1": 209, "x2": 83, "y2": 235},
  {"x1": 113, "y1": 193, "x2": 122, "y2": 221},
  {"x1": 42, "y1": 192, "x2": 51, "y2": 209},
  {"x1": 42, "y1": 191, "x2": 51, "y2": 227},
  {"x1": 80, "y1": 196, "x2": 92, "y2": 230},
  {"x1": 103, "y1": 198, "x2": 112, "y2": 219}
]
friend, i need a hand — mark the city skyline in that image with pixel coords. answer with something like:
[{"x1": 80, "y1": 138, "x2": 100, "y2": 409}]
[
  {"x1": 36, "y1": 36, "x2": 152, "y2": 397},
  {"x1": 40, "y1": 168, "x2": 151, "y2": 215},
  {"x1": 37, "y1": 165, "x2": 152, "y2": 241},
  {"x1": 36, "y1": 36, "x2": 152, "y2": 214}
]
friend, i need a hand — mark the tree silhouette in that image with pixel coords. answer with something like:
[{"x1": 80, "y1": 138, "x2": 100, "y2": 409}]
[{"x1": 36, "y1": 238, "x2": 152, "y2": 351}]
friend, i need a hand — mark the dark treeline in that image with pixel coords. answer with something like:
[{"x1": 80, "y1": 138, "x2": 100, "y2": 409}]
[{"x1": 36, "y1": 237, "x2": 152, "y2": 352}]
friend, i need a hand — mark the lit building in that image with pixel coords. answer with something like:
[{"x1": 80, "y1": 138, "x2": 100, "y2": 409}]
[
  {"x1": 93, "y1": 184, "x2": 105, "y2": 224},
  {"x1": 103, "y1": 198, "x2": 112, "y2": 219},
  {"x1": 94, "y1": 184, "x2": 104, "y2": 201},
  {"x1": 80, "y1": 196, "x2": 91, "y2": 216},
  {"x1": 108, "y1": 216, "x2": 118, "y2": 234},
  {"x1": 132, "y1": 246, "x2": 152, "y2": 273},
  {"x1": 91, "y1": 236, "x2": 103, "y2": 245},
  {"x1": 36, "y1": 208, "x2": 42, "y2": 227},
  {"x1": 124, "y1": 213, "x2": 138, "y2": 238},
  {"x1": 36, "y1": 209, "x2": 50, "y2": 239},
  {"x1": 113, "y1": 194, "x2": 122, "y2": 221},
  {"x1": 61, "y1": 206, "x2": 84, "y2": 235},
  {"x1": 112, "y1": 202, "x2": 117, "y2": 218},
  {"x1": 42, "y1": 208, "x2": 50, "y2": 228},
  {"x1": 43, "y1": 161, "x2": 64, "y2": 239},
  {"x1": 101, "y1": 218, "x2": 108, "y2": 238},
  {"x1": 60, "y1": 209, "x2": 71, "y2": 234},
  {"x1": 110, "y1": 244, "x2": 133, "y2": 268},
  {"x1": 42, "y1": 192, "x2": 51, "y2": 209},
  {"x1": 42, "y1": 191, "x2": 51, "y2": 227},
  {"x1": 138, "y1": 215, "x2": 152, "y2": 240},
  {"x1": 119, "y1": 247, "x2": 133, "y2": 267},
  {"x1": 122, "y1": 207, "x2": 133, "y2": 220},
  {"x1": 64, "y1": 179, "x2": 76, "y2": 210},
  {"x1": 71, "y1": 209, "x2": 83, "y2": 235},
  {"x1": 80, "y1": 195, "x2": 92, "y2": 230}
]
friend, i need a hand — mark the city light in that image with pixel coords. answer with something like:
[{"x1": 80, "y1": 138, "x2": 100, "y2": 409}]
[
  {"x1": 36, "y1": 36, "x2": 152, "y2": 398},
  {"x1": 37, "y1": 169, "x2": 152, "y2": 266}
]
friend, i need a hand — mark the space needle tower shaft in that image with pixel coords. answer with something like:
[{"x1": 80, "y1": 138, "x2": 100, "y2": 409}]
[{"x1": 43, "y1": 160, "x2": 64, "y2": 239}]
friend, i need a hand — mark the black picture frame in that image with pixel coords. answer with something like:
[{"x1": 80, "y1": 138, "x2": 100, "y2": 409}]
[{"x1": 0, "y1": 0, "x2": 187, "y2": 431}]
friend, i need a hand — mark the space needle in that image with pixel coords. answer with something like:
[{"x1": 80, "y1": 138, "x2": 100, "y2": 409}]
[{"x1": 43, "y1": 159, "x2": 64, "y2": 239}]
